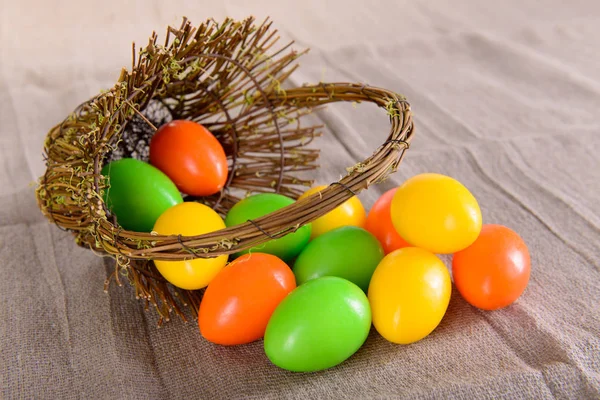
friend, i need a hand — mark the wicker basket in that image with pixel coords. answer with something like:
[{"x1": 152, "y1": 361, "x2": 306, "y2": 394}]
[{"x1": 35, "y1": 17, "x2": 414, "y2": 323}]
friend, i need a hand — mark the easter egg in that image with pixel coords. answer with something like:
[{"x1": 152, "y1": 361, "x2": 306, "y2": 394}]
[
  {"x1": 293, "y1": 226, "x2": 384, "y2": 292},
  {"x1": 150, "y1": 120, "x2": 228, "y2": 196},
  {"x1": 101, "y1": 158, "x2": 183, "y2": 232},
  {"x1": 199, "y1": 253, "x2": 296, "y2": 345},
  {"x1": 153, "y1": 202, "x2": 228, "y2": 290},
  {"x1": 365, "y1": 188, "x2": 411, "y2": 254},
  {"x1": 453, "y1": 224, "x2": 531, "y2": 310},
  {"x1": 368, "y1": 247, "x2": 451, "y2": 344},
  {"x1": 298, "y1": 185, "x2": 366, "y2": 239},
  {"x1": 264, "y1": 277, "x2": 371, "y2": 372},
  {"x1": 225, "y1": 193, "x2": 311, "y2": 261},
  {"x1": 390, "y1": 173, "x2": 482, "y2": 254}
]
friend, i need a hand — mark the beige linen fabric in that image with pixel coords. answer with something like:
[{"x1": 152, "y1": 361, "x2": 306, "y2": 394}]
[{"x1": 1, "y1": 0, "x2": 599, "y2": 398}]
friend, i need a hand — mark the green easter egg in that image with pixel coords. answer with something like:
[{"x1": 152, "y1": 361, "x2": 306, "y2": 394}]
[
  {"x1": 225, "y1": 193, "x2": 311, "y2": 262},
  {"x1": 294, "y1": 226, "x2": 384, "y2": 292},
  {"x1": 264, "y1": 277, "x2": 371, "y2": 372},
  {"x1": 101, "y1": 158, "x2": 183, "y2": 232}
]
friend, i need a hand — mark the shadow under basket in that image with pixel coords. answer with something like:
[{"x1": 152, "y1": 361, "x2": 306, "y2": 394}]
[{"x1": 35, "y1": 17, "x2": 414, "y2": 325}]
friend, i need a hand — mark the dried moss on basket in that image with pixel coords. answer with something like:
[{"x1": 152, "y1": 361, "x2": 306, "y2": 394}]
[{"x1": 35, "y1": 17, "x2": 414, "y2": 325}]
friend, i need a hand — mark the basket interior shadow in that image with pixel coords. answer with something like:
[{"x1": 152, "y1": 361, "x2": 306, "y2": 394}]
[{"x1": 36, "y1": 17, "x2": 414, "y2": 325}]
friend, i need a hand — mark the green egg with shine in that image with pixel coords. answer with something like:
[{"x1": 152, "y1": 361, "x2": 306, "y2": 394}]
[
  {"x1": 101, "y1": 158, "x2": 183, "y2": 232},
  {"x1": 225, "y1": 193, "x2": 311, "y2": 261},
  {"x1": 264, "y1": 276, "x2": 371, "y2": 372},
  {"x1": 293, "y1": 226, "x2": 384, "y2": 292}
]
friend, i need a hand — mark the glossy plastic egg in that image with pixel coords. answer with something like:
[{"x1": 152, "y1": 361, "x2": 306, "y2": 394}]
[
  {"x1": 225, "y1": 193, "x2": 311, "y2": 261},
  {"x1": 101, "y1": 158, "x2": 183, "y2": 232},
  {"x1": 453, "y1": 224, "x2": 530, "y2": 310},
  {"x1": 365, "y1": 188, "x2": 411, "y2": 254},
  {"x1": 390, "y1": 173, "x2": 482, "y2": 254},
  {"x1": 368, "y1": 247, "x2": 451, "y2": 344},
  {"x1": 298, "y1": 185, "x2": 366, "y2": 239},
  {"x1": 293, "y1": 226, "x2": 384, "y2": 292},
  {"x1": 150, "y1": 120, "x2": 228, "y2": 196},
  {"x1": 199, "y1": 253, "x2": 296, "y2": 345},
  {"x1": 264, "y1": 277, "x2": 371, "y2": 372},
  {"x1": 153, "y1": 202, "x2": 228, "y2": 290}
]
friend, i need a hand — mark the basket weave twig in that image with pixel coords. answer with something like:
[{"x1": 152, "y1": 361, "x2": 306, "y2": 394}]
[{"x1": 35, "y1": 17, "x2": 414, "y2": 323}]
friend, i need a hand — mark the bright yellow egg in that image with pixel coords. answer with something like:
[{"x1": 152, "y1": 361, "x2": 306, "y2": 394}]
[
  {"x1": 299, "y1": 185, "x2": 366, "y2": 239},
  {"x1": 368, "y1": 247, "x2": 451, "y2": 344},
  {"x1": 153, "y1": 202, "x2": 228, "y2": 290},
  {"x1": 390, "y1": 173, "x2": 482, "y2": 254}
]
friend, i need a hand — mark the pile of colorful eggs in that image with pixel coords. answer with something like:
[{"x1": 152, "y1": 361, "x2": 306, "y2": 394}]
[{"x1": 103, "y1": 120, "x2": 531, "y2": 373}]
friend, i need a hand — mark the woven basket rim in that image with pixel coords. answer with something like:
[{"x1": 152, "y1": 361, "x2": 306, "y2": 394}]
[{"x1": 36, "y1": 17, "x2": 414, "y2": 261}]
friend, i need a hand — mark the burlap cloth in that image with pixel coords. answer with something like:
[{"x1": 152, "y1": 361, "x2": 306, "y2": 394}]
[{"x1": 1, "y1": 0, "x2": 599, "y2": 398}]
